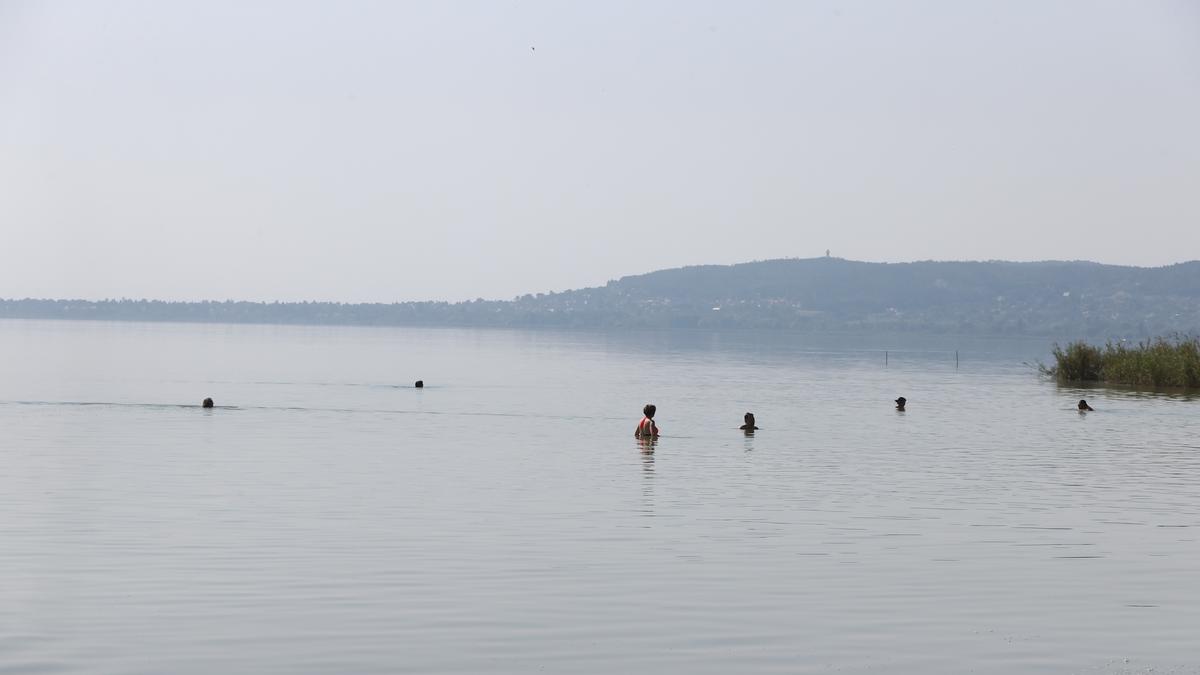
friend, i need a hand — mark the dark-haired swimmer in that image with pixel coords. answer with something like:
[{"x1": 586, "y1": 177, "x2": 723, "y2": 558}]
[
  {"x1": 634, "y1": 404, "x2": 659, "y2": 438},
  {"x1": 1077, "y1": 399, "x2": 1094, "y2": 411},
  {"x1": 202, "y1": 397, "x2": 214, "y2": 409},
  {"x1": 895, "y1": 396, "x2": 906, "y2": 411},
  {"x1": 740, "y1": 412, "x2": 759, "y2": 432}
]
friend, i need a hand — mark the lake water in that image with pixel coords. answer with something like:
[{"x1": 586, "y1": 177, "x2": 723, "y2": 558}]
[{"x1": 1, "y1": 319, "x2": 1198, "y2": 674}]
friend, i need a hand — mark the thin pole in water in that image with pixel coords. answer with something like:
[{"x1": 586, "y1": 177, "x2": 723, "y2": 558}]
[
  {"x1": 956, "y1": 350, "x2": 959, "y2": 369},
  {"x1": 885, "y1": 350, "x2": 888, "y2": 367}
]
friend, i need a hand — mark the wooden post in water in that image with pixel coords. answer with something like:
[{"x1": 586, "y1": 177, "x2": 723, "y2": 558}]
[
  {"x1": 956, "y1": 350, "x2": 959, "y2": 369},
  {"x1": 885, "y1": 350, "x2": 888, "y2": 367}
]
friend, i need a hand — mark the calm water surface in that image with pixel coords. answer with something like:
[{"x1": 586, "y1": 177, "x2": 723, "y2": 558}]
[{"x1": 1, "y1": 320, "x2": 1198, "y2": 674}]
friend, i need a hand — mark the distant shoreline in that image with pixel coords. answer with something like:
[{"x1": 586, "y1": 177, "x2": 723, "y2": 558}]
[{"x1": 5, "y1": 258, "x2": 1199, "y2": 339}]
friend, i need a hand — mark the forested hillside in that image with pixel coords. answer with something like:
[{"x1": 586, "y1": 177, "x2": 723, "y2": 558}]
[{"x1": 4, "y1": 258, "x2": 1198, "y2": 338}]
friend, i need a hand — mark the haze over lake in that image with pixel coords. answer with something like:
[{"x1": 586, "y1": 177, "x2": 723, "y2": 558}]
[
  {"x1": 6, "y1": 0, "x2": 1199, "y2": 671},
  {"x1": 3, "y1": 319, "x2": 1198, "y2": 674}
]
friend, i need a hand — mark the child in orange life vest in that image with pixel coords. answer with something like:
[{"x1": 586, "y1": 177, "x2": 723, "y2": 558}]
[{"x1": 634, "y1": 403, "x2": 660, "y2": 438}]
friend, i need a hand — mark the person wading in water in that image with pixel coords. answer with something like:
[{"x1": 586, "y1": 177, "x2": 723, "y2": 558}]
[{"x1": 634, "y1": 404, "x2": 660, "y2": 439}]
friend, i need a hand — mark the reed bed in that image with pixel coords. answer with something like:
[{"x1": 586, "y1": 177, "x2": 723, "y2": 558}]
[{"x1": 1046, "y1": 335, "x2": 1200, "y2": 388}]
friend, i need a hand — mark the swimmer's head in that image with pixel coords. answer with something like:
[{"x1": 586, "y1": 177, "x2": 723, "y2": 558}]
[
  {"x1": 202, "y1": 397, "x2": 214, "y2": 408},
  {"x1": 643, "y1": 403, "x2": 656, "y2": 418}
]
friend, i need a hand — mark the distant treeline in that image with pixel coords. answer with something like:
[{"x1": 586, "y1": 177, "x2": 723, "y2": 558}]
[
  {"x1": 0, "y1": 298, "x2": 481, "y2": 326},
  {"x1": 4, "y1": 258, "x2": 1199, "y2": 338}
]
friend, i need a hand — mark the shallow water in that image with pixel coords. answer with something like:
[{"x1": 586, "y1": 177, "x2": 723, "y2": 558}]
[{"x1": 1, "y1": 320, "x2": 1198, "y2": 674}]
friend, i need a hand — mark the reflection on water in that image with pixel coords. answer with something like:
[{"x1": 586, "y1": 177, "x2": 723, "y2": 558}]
[
  {"x1": 0, "y1": 320, "x2": 1198, "y2": 675},
  {"x1": 741, "y1": 433, "x2": 755, "y2": 453},
  {"x1": 1060, "y1": 380, "x2": 1200, "y2": 402},
  {"x1": 637, "y1": 438, "x2": 656, "y2": 478},
  {"x1": 638, "y1": 440, "x2": 656, "y2": 519}
]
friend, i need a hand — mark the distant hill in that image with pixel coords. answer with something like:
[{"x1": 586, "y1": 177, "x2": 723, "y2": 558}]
[{"x1": 4, "y1": 258, "x2": 1199, "y2": 338}]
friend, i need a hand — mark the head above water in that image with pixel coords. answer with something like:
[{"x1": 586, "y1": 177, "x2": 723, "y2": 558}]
[
  {"x1": 744, "y1": 412, "x2": 755, "y2": 424},
  {"x1": 895, "y1": 396, "x2": 906, "y2": 409},
  {"x1": 415, "y1": 380, "x2": 424, "y2": 388},
  {"x1": 202, "y1": 397, "x2": 214, "y2": 408},
  {"x1": 643, "y1": 403, "x2": 656, "y2": 418},
  {"x1": 1078, "y1": 399, "x2": 1093, "y2": 411}
]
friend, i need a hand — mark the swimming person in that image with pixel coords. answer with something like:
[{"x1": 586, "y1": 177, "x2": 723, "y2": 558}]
[
  {"x1": 202, "y1": 397, "x2": 214, "y2": 408},
  {"x1": 740, "y1": 412, "x2": 759, "y2": 432},
  {"x1": 1078, "y1": 399, "x2": 1094, "y2": 411},
  {"x1": 415, "y1": 380, "x2": 424, "y2": 388},
  {"x1": 634, "y1": 404, "x2": 660, "y2": 438},
  {"x1": 895, "y1": 396, "x2": 906, "y2": 411}
]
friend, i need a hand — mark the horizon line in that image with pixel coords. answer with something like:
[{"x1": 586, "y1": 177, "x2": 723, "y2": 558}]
[{"x1": 7, "y1": 256, "x2": 1199, "y2": 306}]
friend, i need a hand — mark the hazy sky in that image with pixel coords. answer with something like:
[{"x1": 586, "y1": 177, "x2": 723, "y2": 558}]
[{"x1": 2, "y1": 1, "x2": 1198, "y2": 302}]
